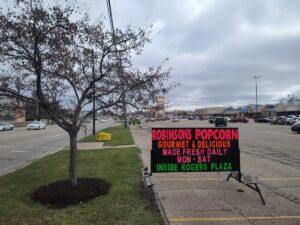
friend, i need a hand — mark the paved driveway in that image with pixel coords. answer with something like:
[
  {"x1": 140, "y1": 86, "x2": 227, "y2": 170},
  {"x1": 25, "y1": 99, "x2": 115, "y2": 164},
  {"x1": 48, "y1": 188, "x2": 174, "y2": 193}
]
[{"x1": 131, "y1": 119, "x2": 300, "y2": 225}]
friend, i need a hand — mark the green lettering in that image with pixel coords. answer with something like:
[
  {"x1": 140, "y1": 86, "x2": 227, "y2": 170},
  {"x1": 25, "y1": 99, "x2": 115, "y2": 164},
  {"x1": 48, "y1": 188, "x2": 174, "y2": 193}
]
[
  {"x1": 181, "y1": 164, "x2": 186, "y2": 171},
  {"x1": 228, "y1": 163, "x2": 232, "y2": 171},
  {"x1": 158, "y1": 164, "x2": 164, "y2": 171}
]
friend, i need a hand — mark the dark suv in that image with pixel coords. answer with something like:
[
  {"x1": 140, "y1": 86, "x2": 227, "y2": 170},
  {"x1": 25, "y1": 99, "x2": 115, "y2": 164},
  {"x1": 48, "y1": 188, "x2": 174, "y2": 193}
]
[{"x1": 215, "y1": 117, "x2": 227, "y2": 127}]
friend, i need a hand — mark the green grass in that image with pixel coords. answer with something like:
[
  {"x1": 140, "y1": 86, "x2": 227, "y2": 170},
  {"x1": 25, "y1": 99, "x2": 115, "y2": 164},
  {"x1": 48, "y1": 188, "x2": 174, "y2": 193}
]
[
  {"x1": 80, "y1": 133, "x2": 98, "y2": 142},
  {"x1": 80, "y1": 125, "x2": 135, "y2": 146},
  {"x1": 0, "y1": 148, "x2": 164, "y2": 225}
]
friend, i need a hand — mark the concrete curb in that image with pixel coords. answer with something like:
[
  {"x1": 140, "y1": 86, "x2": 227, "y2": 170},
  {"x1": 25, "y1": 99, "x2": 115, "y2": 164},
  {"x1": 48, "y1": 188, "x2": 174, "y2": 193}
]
[
  {"x1": 130, "y1": 125, "x2": 170, "y2": 225},
  {"x1": 76, "y1": 142, "x2": 137, "y2": 150}
]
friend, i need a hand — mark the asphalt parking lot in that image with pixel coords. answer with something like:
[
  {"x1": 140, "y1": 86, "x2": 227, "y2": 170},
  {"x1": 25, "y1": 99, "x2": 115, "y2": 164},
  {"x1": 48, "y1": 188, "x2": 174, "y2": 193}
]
[{"x1": 132, "y1": 119, "x2": 300, "y2": 225}]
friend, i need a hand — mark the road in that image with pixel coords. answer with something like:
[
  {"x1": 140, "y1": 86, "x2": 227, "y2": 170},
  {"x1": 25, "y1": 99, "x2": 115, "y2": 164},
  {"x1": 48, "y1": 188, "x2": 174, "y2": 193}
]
[
  {"x1": 0, "y1": 119, "x2": 116, "y2": 176},
  {"x1": 132, "y1": 119, "x2": 300, "y2": 225}
]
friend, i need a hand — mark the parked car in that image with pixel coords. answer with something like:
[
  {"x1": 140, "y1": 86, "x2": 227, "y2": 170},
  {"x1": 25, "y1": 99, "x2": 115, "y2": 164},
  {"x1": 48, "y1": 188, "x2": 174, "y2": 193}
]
[
  {"x1": 188, "y1": 116, "x2": 196, "y2": 120},
  {"x1": 215, "y1": 117, "x2": 227, "y2": 127},
  {"x1": 99, "y1": 119, "x2": 107, "y2": 123},
  {"x1": 144, "y1": 118, "x2": 155, "y2": 122},
  {"x1": 171, "y1": 117, "x2": 180, "y2": 122},
  {"x1": 285, "y1": 115, "x2": 297, "y2": 124},
  {"x1": 27, "y1": 121, "x2": 46, "y2": 130},
  {"x1": 287, "y1": 119, "x2": 297, "y2": 125},
  {"x1": 292, "y1": 118, "x2": 300, "y2": 125},
  {"x1": 231, "y1": 117, "x2": 249, "y2": 123},
  {"x1": 229, "y1": 117, "x2": 237, "y2": 123},
  {"x1": 208, "y1": 116, "x2": 215, "y2": 124},
  {"x1": 291, "y1": 121, "x2": 300, "y2": 133},
  {"x1": 224, "y1": 117, "x2": 232, "y2": 122},
  {"x1": 254, "y1": 117, "x2": 271, "y2": 123},
  {"x1": 0, "y1": 122, "x2": 14, "y2": 131},
  {"x1": 240, "y1": 117, "x2": 249, "y2": 123},
  {"x1": 271, "y1": 117, "x2": 285, "y2": 125}
]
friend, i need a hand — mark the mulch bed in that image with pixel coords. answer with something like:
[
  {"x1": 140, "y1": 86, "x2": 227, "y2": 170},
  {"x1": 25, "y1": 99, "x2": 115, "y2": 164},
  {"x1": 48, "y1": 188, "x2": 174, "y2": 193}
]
[{"x1": 31, "y1": 178, "x2": 111, "y2": 208}]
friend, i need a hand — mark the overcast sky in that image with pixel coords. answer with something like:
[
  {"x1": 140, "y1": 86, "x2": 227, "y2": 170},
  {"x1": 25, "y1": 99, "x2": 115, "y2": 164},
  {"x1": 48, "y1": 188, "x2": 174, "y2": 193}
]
[
  {"x1": 82, "y1": 0, "x2": 300, "y2": 110},
  {"x1": 4, "y1": 0, "x2": 300, "y2": 110}
]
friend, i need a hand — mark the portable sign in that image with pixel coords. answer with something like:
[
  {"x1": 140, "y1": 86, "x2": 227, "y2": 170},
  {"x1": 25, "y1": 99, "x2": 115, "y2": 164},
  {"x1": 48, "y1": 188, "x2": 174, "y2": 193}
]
[{"x1": 151, "y1": 128, "x2": 240, "y2": 173}]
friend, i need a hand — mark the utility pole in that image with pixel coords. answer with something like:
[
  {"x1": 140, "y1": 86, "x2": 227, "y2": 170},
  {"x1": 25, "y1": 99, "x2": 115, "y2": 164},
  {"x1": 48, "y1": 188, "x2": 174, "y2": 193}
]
[
  {"x1": 106, "y1": 0, "x2": 128, "y2": 128},
  {"x1": 92, "y1": 49, "x2": 96, "y2": 135},
  {"x1": 34, "y1": 86, "x2": 39, "y2": 121},
  {"x1": 254, "y1": 75, "x2": 261, "y2": 117},
  {"x1": 36, "y1": 95, "x2": 39, "y2": 121}
]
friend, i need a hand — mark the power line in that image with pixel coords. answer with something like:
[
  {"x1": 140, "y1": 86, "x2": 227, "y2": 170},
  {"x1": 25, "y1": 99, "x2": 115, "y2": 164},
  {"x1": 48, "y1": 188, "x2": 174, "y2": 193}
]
[
  {"x1": 106, "y1": 0, "x2": 128, "y2": 128},
  {"x1": 106, "y1": 0, "x2": 116, "y2": 40}
]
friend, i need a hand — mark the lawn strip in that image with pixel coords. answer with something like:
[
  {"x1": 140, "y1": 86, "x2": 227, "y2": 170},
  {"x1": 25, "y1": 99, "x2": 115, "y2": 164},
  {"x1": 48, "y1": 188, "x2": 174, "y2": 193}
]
[
  {"x1": 80, "y1": 125, "x2": 134, "y2": 146},
  {"x1": 0, "y1": 147, "x2": 164, "y2": 225}
]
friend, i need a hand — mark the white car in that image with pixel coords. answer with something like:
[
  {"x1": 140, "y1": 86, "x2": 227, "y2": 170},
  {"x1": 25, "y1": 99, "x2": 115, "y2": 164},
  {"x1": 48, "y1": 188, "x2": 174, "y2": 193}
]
[
  {"x1": 99, "y1": 119, "x2": 107, "y2": 123},
  {"x1": 171, "y1": 117, "x2": 180, "y2": 122},
  {"x1": 27, "y1": 121, "x2": 46, "y2": 130},
  {"x1": 0, "y1": 122, "x2": 14, "y2": 131},
  {"x1": 286, "y1": 115, "x2": 297, "y2": 123},
  {"x1": 292, "y1": 118, "x2": 300, "y2": 125},
  {"x1": 224, "y1": 117, "x2": 232, "y2": 122}
]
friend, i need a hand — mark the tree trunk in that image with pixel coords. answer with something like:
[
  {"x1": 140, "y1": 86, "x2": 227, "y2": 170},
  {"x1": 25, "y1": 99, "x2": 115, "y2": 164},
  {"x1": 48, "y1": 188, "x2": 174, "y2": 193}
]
[{"x1": 69, "y1": 131, "x2": 78, "y2": 186}]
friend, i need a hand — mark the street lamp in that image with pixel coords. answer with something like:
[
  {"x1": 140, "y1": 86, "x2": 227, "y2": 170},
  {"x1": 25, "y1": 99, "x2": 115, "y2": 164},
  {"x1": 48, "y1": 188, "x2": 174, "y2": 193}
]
[{"x1": 254, "y1": 75, "x2": 261, "y2": 117}]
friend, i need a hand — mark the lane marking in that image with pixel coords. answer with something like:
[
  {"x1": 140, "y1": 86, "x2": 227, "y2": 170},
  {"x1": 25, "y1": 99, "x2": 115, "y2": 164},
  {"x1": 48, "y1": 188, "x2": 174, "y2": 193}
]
[
  {"x1": 261, "y1": 178, "x2": 300, "y2": 181},
  {"x1": 157, "y1": 178, "x2": 221, "y2": 181},
  {"x1": 170, "y1": 215, "x2": 300, "y2": 222},
  {"x1": 0, "y1": 145, "x2": 16, "y2": 148},
  {"x1": 11, "y1": 151, "x2": 29, "y2": 153},
  {"x1": 40, "y1": 147, "x2": 56, "y2": 149},
  {"x1": 156, "y1": 178, "x2": 300, "y2": 181},
  {"x1": 50, "y1": 135, "x2": 60, "y2": 138}
]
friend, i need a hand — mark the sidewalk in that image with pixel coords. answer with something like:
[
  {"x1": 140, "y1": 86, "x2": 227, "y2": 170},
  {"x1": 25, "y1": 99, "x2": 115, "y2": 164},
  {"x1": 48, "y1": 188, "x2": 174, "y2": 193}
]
[
  {"x1": 76, "y1": 141, "x2": 137, "y2": 150},
  {"x1": 130, "y1": 125, "x2": 300, "y2": 225}
]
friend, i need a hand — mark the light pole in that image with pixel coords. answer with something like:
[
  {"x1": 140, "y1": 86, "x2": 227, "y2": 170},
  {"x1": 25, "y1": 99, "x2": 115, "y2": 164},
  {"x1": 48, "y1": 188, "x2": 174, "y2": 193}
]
[{"x1": 254, "y1": 75, "x2": 261, "y2": 117}]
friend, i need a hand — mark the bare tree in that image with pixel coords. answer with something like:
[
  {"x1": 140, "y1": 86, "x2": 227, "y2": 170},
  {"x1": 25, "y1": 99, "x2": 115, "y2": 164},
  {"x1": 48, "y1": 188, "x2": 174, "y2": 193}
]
[{"x1": 0, "y1": 0, "x2": 176, "y2": 186}]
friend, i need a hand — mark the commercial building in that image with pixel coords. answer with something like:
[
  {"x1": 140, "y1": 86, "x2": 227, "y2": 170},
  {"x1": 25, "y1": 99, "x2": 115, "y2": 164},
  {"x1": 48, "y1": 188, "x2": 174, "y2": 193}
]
[
  {"x1": 193, "y1": 99, "x2": 300, "y2": 118},
  {"x1": 0, "y1": 96, "x2": 25, "y2": 123},
  {"x1": 275, "y1": 100, "x2": 300, "y2": 116},
  {"x1": 154, "y1": 96, "x2": 166, "y2": 119},
  {"x1": 194, "y1": 107, "x2": 225, "y2": 117}
]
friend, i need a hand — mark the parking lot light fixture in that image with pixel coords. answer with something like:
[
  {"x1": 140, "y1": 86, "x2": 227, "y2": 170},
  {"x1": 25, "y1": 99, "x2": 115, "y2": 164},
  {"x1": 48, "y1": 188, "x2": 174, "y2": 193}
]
[{"x1": 254, "y1": 75, "x2": 261, "y2": 116}]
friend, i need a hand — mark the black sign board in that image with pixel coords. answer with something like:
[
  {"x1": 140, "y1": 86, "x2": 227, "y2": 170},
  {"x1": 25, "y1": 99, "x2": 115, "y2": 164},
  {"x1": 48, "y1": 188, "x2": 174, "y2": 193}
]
[{"x1": 151, "y1": 128, "x2": 240, "y2": 173}]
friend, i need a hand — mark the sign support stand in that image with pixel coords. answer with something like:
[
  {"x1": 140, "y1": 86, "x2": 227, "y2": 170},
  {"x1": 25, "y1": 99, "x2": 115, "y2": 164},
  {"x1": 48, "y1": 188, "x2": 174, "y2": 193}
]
[
  {"x1": 142, "y1": 166, "x2": 170, "y2": 225},
  {"x1": 226, "y1": 171, "x2": 268, "y2": 206}
]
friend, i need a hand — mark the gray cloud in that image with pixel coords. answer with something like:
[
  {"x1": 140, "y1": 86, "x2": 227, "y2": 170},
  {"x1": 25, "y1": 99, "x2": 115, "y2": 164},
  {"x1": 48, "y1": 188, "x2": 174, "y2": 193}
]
[{"x1": 2, "y1": 0, "x2": 300, "y2": 110}]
